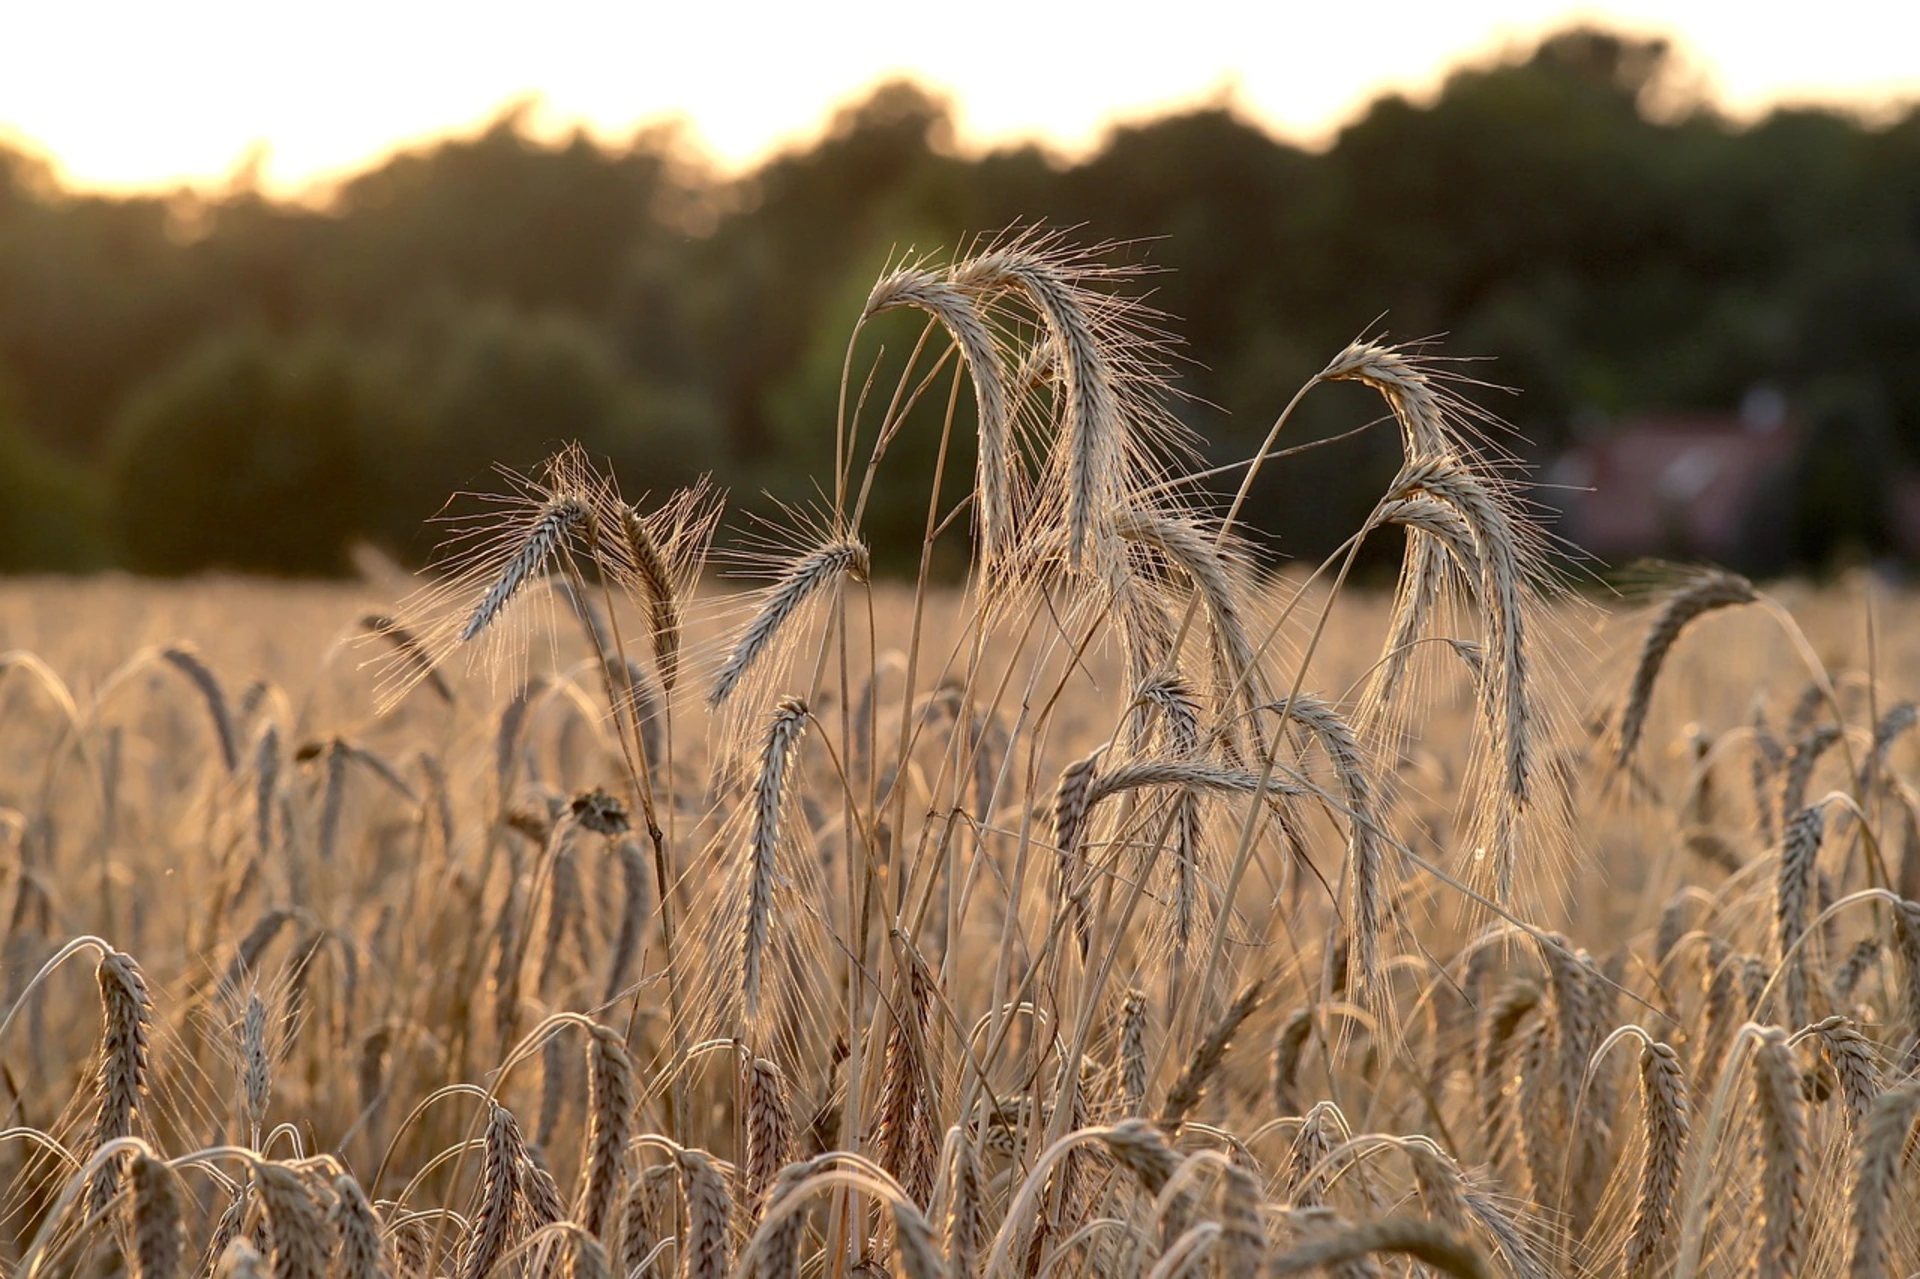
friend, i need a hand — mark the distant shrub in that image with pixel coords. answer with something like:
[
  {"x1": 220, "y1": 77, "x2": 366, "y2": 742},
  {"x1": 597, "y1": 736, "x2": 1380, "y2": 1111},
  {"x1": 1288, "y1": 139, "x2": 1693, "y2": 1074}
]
[{"x1": 105, "y1": 329, "x2": 395, "y2": 574}]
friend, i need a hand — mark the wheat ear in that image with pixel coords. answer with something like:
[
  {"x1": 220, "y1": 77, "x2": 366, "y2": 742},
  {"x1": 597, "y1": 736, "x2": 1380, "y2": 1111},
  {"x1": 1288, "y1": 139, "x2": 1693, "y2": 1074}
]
[
  {"x1": 328, "y1": 1174, "x2": 384, "y2": 1279},
  {"x1": 953, "y1": 247, "x2": 1120, "y2": 573},
  {"x1": 256, "y1": 1164, "x2": 330, "y2": 1279},
  {"x1": 744, "y1": 1057, "x2": 792, "y2": 1220},
  {"x1": 675, "y1": 1148, "x2": 732, "y2": 1279},
  {"x1": 1751, "y1": 1027, "x2": 1806, "y2": 1279},
  {"x1": 1625, "y1": 1040, "x2": 1688, "y2": 1274},
  {"x1": 161, "y1": 643, "x2": 239, "y2": 772},
  {"x1": 1271, "y1": 1217, "x2": 1490, "y2": 1278},
  {"x1": 1848, "y1": 1081, "x2": 1920, "y2": 1279},
  {"x1": 1159, "y1": 978, "x2": 1266, "y2": 1133},
  {"x1": 874, "y1": 940, "x2": 939, "y2": 1208},
  {"x1": 87, "y1": 947, "x2": 151, "y2": 1213},
  {"x1": 865, "y1": 266, "x2": 1015, "y2": 563},
  {"x1": 1120, "y1": 989, "x2": 1149, "y2": 1115},
  {"x1": 616, "y1": 501, "x2": 684, "y2": 690},
  {"x1": 741, "y1": 697, "x2": 809, "y2": 1023},
  {"x1": 1776, "y1": 803, "x2": 1828, "y2": 1028},
  {"x1": 1615, "y1": 568, "x2": 1758, "y2": 767},
  {"x1": 461, "y1": 494, "x2": 592, "y2": 643},
  {"x1": 947, "y1": 1138, "x2": 984, "y2": 1279},
  {"x1": 460, "y1": 1103, "x2": 522, "y2": 1279},
  {"x1": 1099, "y1": 1119, "x2": 1182, "y2": 1196},
  {"x1": 1052, "y1": 749, "x2": 1101, "y2": 959},
  {"x1": 1269, "y1": 695, "x2": 1385, "y2": 986},
  {"x1": 710, "y1": 540, "x2": 867, "y2": 707},
  {"x1": 129, "y1": 1151, "x2": 184, "y2": 1279},
  {"x1": 580, "y1": 1023, "x2": 636, "y2": 1241}
]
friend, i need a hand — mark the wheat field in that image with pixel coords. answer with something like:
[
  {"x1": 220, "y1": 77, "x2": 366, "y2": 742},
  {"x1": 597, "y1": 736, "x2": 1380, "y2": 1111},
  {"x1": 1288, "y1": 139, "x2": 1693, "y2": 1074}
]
[{"x1": 2, "y1": 235, "x2": 1919, "y2": 1279}]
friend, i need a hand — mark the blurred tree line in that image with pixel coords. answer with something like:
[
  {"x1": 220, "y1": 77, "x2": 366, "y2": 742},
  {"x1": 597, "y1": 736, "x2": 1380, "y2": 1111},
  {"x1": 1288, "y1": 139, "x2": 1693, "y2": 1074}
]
[{"x1": 1, "y1": 26, "x2": 1916, "y2": 576}]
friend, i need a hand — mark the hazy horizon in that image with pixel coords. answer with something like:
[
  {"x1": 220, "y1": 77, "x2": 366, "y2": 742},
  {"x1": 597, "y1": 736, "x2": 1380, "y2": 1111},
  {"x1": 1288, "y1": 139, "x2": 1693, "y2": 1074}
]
[{"x1": 7, "y1": 0, "x2": 1919, "y2": 200}]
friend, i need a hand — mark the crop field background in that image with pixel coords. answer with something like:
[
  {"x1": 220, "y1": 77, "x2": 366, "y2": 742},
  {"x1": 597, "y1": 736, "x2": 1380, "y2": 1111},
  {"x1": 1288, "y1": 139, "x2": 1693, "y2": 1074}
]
[{"x1": 3, "y1": 242, "x2": 1920, "y2": 1279}]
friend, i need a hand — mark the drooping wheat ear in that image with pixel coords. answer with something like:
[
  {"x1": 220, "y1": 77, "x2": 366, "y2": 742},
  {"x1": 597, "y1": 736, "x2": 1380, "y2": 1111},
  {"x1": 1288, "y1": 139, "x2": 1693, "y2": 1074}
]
[
  {"x1": 1407, "y1": 1141, "x2": 1471, "y2": 1237},
  {"x1": 1086, "y1": 760, "x2": 1304, "y2": 806},
  {"x1": 1849, "y1": 1081, "x2": 1920, "y2": 1279},
  {"x1": 1216, "y1": 1158, "x2": 1267, "y2": 1279},
  {"x1": 1269, "y1": 694, "x2": 1386, "y2": 986},
  {"x1": 519, "y1": 1143, "x2": 567, "y2": 1232},
  {"x1": 536, "y1": 1032, "x2": 568, "y2": 1148},
  {"x1": 1120, "y1": 989, "x2": 1150, "y2": 1115},
  {"x1": 1114, "y1": 507, "x2": 1262, "y2": 704},
  {"x1": 1099, "y1": 1119, "x2": 1181, "y2": 1196},
  {"x1": 1516, "y1": 1016, "x2": 1561, "y2": 1202},
  {"x1": 1834, "y1": 936, "x2": 1882, "y2": 1002},
  {"x1": 1781, "y1": 724, "x2": 1844, "y2": 818},
  {"x1": 1615, "y1": 568, "x2": 1758, "y2": 767},
  {"x1": 604, "y1": 837, "x2": 649, "y2": 1005},
  {"x1": 1389, "y1": 458, "x2": 1533, "y2": 811},
  {"x1": 1682, "y1": 828, "x2": 1744, "y2": 874},
  {"x1": 563, "y1": 1231, "x2": 612, "y2": 1279},
  {"x1": 1476, "y1": 980, "x2": 1540, "y2": 1144},
  {"x1": 612, "y1": 501, "x2": 684, "y2": 690},
  {"x1": 891, "y1": 1195, "x2": 945, "y2": 1279},
  {"x1": 946, "y1": 1139, "x2": 984, "y2": 1279},
  {"x1": 952, "y1": 248, "x2": 1120, "y2": 573},
  {"x1": 1540, "y1": 937, "x2": 1601, "y2": 1125},
  {"x1": 256, "y1": 1164, "x2": 330, "y2": 1279},
  {"x1": 1624, "y1": 1040, "x2": 1688, "y2": 1275},
  {"x1": 242, "y1": 992, "x2": 271, "y2": 1138},
  {"x1": 359, "y1": 615, "x2": 452, "y2": 703},
  {"x1": 128, "y1": 1151, "x2": 184, "y2": 1279},
  {"x1": 218, "y1": 1239, "x2": 269, "y2": 1279},
  {"x1": 619, "y1": 1163, "x2": 679, "y2": 1279},
  {"x1": 1325, "y1": 341, "x2": 1468, "y2": 728},
  {"x1": 254, "y1": 722, "x2": 280, "y2": 857},
  {"x1": 1132, "y1": 671, "x2": 1201, "y2": 754},
  {"x1": 1776, "y1": 804, "x2": 1828, "y2": 1029},
  {"x1": 1271, "y1": 1007, "x2": 1315, "y2": 1117},
  {"x1": 1751, "y1": 701, "x2": 1785, "y2": 844},
  {"x1": 460, "y1": 493, "x2": 592, "y2": 644},
  {"x1": 203, "y1": 1189, "x2": 247, "y2": 1278},
  {"x1": 741, "y1": 696, "x2": 809, "y2": 1024},
  {"x1": 1271, "y1": 1217, "x2": 1490, "y2": 1279},
  {"x1": 580, "y1": 1023, "x2": 636, "y2": 1241},
  {"x1": 1860, "y1": 701, "x2": 1919, "y2": 792},
  {"x1": 1807, "y1": 1016, "x2": 1883, "y2": 1136},
  {"x1": 1887, "y1": 898, "x2": 1920, "y2": 1050},
  {"x1": 1750, "y1": 1027, "x2": 1806, "y2": 1279},
  {"x1": 746, "y1": 1156, "x2": 821, "y2": 1279},
  {"x1": 744, "y1": 1057, "x2": 791, "y2": 1220},
  {"x1": 328, "y1": 1175, "x2": 383, "y2": 1279},
  {"x1": 1160, "y1": 978, "x2": 1266, "y2": 1133},
  {"x1": 710, "y1": 539, "x2": 867, "y2": 708},
  {"x1": 1052, "y1": 748, "x2": 1102, "y2": 959},
  {"x1": 865, "y1": 266, "x2": 1015, "y2": 564},
  {"x1": 875, "y1": 939, "x2": 939, "y2": 1208},
  {"x1": 461, "y1": 1103, "x2": 522, "y2": 1279},
  {"x1": 87, "y1": 947, "x2": 151, "y2": 1213},
  {"x1": 675, "y1": 1148, "x2": 732, "y2": 1279},
  {"x1": 160, "y1": 643, "x2": 239, "y2": 772}
]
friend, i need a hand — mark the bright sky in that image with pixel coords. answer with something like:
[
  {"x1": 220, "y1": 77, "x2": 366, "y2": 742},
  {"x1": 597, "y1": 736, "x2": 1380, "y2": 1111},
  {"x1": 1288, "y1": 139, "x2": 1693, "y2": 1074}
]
[{"x1": 5, "y1": 0, "x2": 1918, "y2": 198}]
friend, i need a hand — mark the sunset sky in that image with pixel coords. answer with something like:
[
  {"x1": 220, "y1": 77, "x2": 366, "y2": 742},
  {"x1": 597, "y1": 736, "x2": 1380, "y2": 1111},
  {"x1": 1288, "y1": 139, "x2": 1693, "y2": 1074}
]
[{"x1": 5, "y1": 0, "x2": 1918, "y2": 198}]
